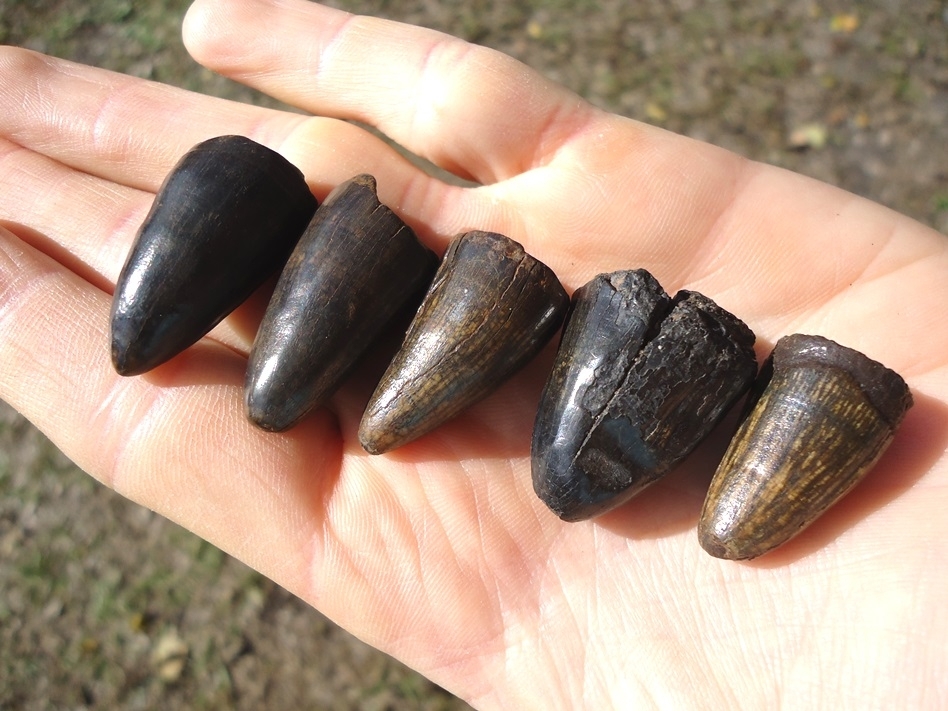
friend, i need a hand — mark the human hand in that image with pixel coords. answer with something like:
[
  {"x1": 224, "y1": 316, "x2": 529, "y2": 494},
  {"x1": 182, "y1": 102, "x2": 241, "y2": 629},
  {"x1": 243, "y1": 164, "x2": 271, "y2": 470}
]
[{"x1": 1, "y1": 0, "x2": 945, "y2": 707}]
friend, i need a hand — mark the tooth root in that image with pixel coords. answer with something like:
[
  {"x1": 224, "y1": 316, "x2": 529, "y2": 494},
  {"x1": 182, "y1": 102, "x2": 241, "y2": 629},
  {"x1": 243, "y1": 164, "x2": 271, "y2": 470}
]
[
  {"x1": 110, "y1": 135, "x2": 317, "y2": 376},
  {"x1": 244, "y1": 174, "x2": 438, "y2": 432},
  {"x1": 358, "y1": 230, "x2": 569, "y2": 455},
  {"x1": 698, "y1": 334, "x2": 913, "y2": 560},
  {"x1": 532, "y1": 273, "x2": 758, "y2": 522}
]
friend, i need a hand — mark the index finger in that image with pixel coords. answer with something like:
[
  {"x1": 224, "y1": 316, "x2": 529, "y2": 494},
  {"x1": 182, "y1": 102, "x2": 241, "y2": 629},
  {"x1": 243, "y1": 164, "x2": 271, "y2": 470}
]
[{"x1": 183, "y1": 0, "x2": 598, "y2": 184}]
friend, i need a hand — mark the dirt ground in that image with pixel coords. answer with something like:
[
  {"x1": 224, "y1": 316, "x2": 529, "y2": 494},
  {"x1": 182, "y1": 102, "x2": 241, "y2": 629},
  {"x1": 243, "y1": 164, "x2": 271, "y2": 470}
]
[{"x1": 1, "y1": 0, "x2": 946, "y2": 709}]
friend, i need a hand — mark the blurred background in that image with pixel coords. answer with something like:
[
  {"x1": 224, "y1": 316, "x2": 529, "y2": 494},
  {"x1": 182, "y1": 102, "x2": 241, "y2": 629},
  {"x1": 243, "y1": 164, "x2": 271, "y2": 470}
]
[{"x1": 1, "y1": 0, "x2": 946, "y2": 708}]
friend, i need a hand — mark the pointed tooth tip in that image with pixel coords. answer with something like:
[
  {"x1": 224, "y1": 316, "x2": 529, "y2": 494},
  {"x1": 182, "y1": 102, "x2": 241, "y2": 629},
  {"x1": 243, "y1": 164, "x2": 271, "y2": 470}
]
[
  {"x1": 553, "y1": 505, "x2": 593, "y2": 523},
  {"x1": 244, "y1": 388, "x2": 297, "y2": 433},
  {"x1": 111, "y1": 349, "x2": 132, "y2": 376},
  {"x1": 534, "y1": 484, "x2": 630, "y2": 522},
  {"x1": 697, "y1": 529, "x2": 744, "y2": 560},
  {"x1": 358, "y1": 435, "x2": 388, "y2": 456},
  {"x1": 247, "y1": 414, "x2": 291, "y2": 433},
  {"x1": 112, "y1": 359, "x2": 139, "y2": 377},
  {"x1": 245, "y1": 405, "x2": 295, "y2": 433},
  {"x1": 540, "y1": 492, "x2": 628, "y2": 523},
  {"x1": 697, "y1": 499, "x2": 763, "y2": 557},
  {"x1": 111, "y1": 337, "x2": 149, "y2": 377},
  {"x1": 532, "y1": 461, "x2": 611, "y2": 522},
  {"x1": 357, "y1": 416, "x2": 395, "y2": 455}
]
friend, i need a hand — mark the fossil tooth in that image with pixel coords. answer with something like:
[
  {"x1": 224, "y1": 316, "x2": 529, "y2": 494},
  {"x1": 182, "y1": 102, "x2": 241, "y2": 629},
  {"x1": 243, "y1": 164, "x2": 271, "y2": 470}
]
[
  {"x1": 532, "y1": 270, "x2": 758, "y2": 522},
  {"x1": 245, "y1": 174, "x2": 438, "y2": 432},
  {"x1": 110, "y1": 135, "x2": 317, "y2": 376},
  {"x1": 698, "y1": 334, "x2": 913, "y2": 560},
  {"x1": 358, "y1": 230, "x2": 569, "y2": 454}
]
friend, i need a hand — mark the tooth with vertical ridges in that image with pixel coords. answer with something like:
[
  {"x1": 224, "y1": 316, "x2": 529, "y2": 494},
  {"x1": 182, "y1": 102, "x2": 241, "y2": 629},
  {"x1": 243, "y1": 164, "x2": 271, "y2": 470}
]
[
  {"x1": 359, "y1": 230, "x2": 569, "y2": 455},
  {"x1": 699, "y1": 334, "x2": 913, "y2": 560},
  {"x1": 245, "y1": 174, "x2": 438, "y2": 432}
]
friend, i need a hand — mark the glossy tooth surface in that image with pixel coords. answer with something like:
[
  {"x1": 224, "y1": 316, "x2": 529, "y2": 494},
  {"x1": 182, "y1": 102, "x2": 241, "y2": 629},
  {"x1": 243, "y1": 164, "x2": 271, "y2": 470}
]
[
  {"x1": 245, "y1": 175, "x2": 438, "y2": 432},
  {"x1": 698, "y1": 334, "x2": 913, "y2": 560},
  {"x1": 532, "y1": 271, "x2": 757, "y2": 521},
  {"x1": 110, "y1": 135, "x2": 317, "y2": 376},
  {"x1": 359, "y1": 230, "x2": 569, "y2": 454}
]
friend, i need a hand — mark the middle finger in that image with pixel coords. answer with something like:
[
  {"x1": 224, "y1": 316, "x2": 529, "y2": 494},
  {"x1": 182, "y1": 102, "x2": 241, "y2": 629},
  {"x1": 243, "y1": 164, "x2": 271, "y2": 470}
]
[{"x1": 0, "y1": 48, "x2": 463, "y2": 226}]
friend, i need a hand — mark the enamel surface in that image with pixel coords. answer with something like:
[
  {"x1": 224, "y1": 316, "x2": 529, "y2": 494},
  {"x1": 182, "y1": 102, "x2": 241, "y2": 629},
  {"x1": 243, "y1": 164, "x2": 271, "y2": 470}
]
[
  {"x1": 532, "y1": 270, "x2": 758, "y2": 522},
  {"x1": 110, "y1": 135, "x2": 317, "y2": 376},
  {"x1": 699, "y1": 334, "x2": 913, "y2": 560},
  {"x1": 245, "y1": 175, "x2": 437, "y2": 432},
  {"x1": 359, "y1": 230, "x2": 569, "y2": 454}
]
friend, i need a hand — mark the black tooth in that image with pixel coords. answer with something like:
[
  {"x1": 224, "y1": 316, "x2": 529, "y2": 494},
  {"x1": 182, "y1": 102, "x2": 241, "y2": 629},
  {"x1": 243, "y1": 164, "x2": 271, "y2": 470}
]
[
  {"x1": 531, "y1": 269, "x2": 672, "y2": 520},
  {"x1": 245, "y1": 174, "x2": 438, "y2": 432},
  {"x1": 110, "y1": 135, "x2": 317, "y2": 376},
  {"x1": 532, "y1": 270, "x2": 757, "y2": 522}
]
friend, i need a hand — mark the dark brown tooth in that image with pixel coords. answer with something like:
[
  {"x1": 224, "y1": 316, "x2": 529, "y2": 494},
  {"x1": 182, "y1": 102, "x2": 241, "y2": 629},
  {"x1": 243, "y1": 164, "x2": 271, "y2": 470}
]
[
  {"x1": 358, "y1": 230, "x2": 569, "y2": 455},
  {"x1": 698, "y1": 334, "x2": 913, "y2": 560},
  {"x1": 531, "y1": 272, "x2": 758, "y2": 522},
  {"x1": 245, "y1": 174, "x2": 438, "y2": 432},
  {"x1": 110, "y1": 135, "x2": 317, "y2": 376}
]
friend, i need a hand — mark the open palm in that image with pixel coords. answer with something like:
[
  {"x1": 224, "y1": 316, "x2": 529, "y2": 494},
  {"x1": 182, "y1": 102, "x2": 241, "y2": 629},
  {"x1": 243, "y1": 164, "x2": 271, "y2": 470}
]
[{"x1": 1, "y1": 0, "x2": 945, "y2": 707}]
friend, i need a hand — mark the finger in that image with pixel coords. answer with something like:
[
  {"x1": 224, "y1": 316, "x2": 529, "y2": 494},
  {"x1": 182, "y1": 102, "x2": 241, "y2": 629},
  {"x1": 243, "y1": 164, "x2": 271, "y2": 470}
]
[
  {"x1": 0, "y1": 217, "x2": 560, "y2": 696},
  {"x1": 183, "y1": 0, "x2": 598, "y2": 184},
  {"x1": 0, "y1": 47, "x2": 259, "y2": 192},
  {"x1": 0, "y1": 221, "x2": 340, "y2": 598},
  {"x1": 0, "y1": 46, "x2": 409, "y2": 193},
  {"x1": 0, "y1": 137, "x2": 148, "y2": 289},
  {"x1": 0, "y1": 139, "x2": 277, "y2": 355},
  {"x1": 0, "y1": 47, "x2": 493, "y2": 245}
]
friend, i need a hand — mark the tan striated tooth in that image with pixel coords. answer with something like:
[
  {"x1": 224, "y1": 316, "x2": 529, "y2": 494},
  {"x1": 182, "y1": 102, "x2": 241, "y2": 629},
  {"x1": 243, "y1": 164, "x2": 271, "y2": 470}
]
[
  {"x1": 698, "y1": 333, "x2": 913, "y2": 560},
  {"x1": 358, "y1": 230, "x2": 569, "y2": 455},
  {"x1": 245, "y1": 174, "x2": 438, "y2": 432}
]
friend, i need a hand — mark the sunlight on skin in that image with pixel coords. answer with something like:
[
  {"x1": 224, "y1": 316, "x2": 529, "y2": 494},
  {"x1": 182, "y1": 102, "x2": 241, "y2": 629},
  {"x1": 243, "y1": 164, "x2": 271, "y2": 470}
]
[{"x1": 0, "y1": 0, "x2": 946, "y2": 707}]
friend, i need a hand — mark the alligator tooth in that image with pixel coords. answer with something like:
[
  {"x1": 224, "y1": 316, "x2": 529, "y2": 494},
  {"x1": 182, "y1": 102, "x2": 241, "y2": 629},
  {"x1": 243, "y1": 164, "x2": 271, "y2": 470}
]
[
  {"x1": 245, "y1": 174, "x2": 438, "y2": 432},
  {"x1": 698, "y1": 334, "x2": 913, "y2": 560},
  {"x1": 359, "y1": 230, "x2": 569, "y2": 454},
  {"x1": 532, "y1": 270, "x2": 757, "y2": 522},
  {"x1": 111, "y1": 135, "x2": 317, "y2": 376}
]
